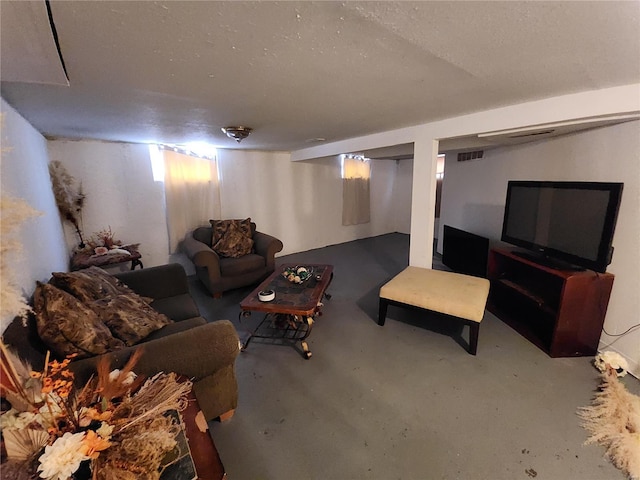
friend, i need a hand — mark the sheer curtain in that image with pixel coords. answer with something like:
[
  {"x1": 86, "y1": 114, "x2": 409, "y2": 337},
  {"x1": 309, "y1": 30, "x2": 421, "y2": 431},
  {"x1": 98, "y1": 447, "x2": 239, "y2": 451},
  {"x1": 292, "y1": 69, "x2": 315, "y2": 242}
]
[
  {"x1": 342, "y1": 157, "x2": 371, "y2": 226},
  {"x1": 162, "y1": 149, "x2": 221, "y2": 253}
]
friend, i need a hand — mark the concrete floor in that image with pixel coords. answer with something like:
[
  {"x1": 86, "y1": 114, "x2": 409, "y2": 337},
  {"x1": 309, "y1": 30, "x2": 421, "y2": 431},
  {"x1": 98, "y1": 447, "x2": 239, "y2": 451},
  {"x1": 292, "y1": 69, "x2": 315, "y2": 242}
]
[{"x1": 190, "y1": 233, "x2": 639, "y2": 480}]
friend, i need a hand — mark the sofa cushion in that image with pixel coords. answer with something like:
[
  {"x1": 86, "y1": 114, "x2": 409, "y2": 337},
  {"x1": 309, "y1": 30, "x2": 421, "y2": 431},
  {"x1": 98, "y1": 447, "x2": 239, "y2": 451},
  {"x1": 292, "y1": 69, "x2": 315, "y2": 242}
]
[
  {"x1": 50, "y1": 266, "x2": 140, "y2": 303},
  {"x1": 220, "y1": 253, "x2": 265, "y2": 277},
  {"x1": 33, "y1": 283, "x2": 125, "y2": 359},
  {"x1": 143, "y1": 317, "x2": 207, "y2": 342},
  {"x1": 213, "y1": 221, "x2": 254, "y2": 258},
  {"x1": 90, "y1": 294, "x2": 173, "y2": 346},
  {"x1": 150, "y1": 294, "x2": 201, "y2": 321}
]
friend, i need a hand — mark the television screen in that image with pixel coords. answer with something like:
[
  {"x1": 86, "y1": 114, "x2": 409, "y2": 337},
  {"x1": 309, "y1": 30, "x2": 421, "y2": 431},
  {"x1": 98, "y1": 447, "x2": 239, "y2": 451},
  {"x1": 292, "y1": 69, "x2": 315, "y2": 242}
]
[{"x1": 501, "y1": 181, "x2": 623, "y2": 272}]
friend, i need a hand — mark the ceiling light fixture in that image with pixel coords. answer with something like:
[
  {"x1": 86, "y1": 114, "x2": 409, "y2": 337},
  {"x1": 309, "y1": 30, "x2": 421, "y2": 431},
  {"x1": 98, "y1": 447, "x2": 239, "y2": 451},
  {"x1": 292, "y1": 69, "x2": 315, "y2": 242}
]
[{"x1": 221, "y1": 126, "x2": 252, "y2": 142}]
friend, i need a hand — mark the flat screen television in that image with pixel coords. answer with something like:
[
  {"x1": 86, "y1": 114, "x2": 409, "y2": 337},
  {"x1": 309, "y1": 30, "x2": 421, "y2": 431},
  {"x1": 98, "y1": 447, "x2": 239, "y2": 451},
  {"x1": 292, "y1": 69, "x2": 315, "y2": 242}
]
[{"x1": 501, "y1": 181, "x2": 623, "y2": 273}]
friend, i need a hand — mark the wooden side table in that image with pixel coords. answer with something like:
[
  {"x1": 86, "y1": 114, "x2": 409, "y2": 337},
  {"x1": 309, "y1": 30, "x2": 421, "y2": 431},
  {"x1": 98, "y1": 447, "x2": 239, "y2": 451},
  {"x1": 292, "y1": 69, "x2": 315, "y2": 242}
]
[
  {"x1": 70, "y1": 246, "x2": 143, "y2": 271},
  {"x1": 181, "y1": 388, "x2": 227, "y2": 480}
]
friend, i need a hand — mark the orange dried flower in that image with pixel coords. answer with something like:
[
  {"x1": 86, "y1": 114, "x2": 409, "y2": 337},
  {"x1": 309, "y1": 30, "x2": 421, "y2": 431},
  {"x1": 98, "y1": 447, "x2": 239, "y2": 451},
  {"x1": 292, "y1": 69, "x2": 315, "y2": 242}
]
[
  {"x1": 81, "y1": 407, "x2": 112, "y2": 423},
  {"x1": 41, "y1": 377, "x2": 53, "y2": 394},
  {"x1": 81, "y1": 430, "x2": 111, "y2": 459},
  {"x1": 57, "y1": 386, "x2": 72, "y2": 398}
]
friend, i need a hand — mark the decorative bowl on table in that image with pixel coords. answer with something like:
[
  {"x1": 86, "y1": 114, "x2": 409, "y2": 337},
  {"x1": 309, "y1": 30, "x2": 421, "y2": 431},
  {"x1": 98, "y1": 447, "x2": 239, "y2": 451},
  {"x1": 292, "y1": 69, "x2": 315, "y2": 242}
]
[{"x1": 282, "y1": 266, "x2": 314, "y2": 284}]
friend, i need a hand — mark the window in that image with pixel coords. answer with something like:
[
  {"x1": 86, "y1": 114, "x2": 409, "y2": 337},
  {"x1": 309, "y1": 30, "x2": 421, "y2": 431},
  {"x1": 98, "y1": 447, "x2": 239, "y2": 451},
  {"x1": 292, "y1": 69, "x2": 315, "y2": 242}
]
[
  {"x1": 435, "y1": 154, "x2": 445, "y2": 218},
  {"x1": 341, "y1": 154, "x2": 371, "y2": 226},
  {"x1": 149, "y1": 143, "x2": 218, "y2": 182},
  {"x1": 149, "y1": 145, "x2": 221, "y2": 253},
  {"x1": 436, "y1": 154, "x2": 445, "y2": 179}
]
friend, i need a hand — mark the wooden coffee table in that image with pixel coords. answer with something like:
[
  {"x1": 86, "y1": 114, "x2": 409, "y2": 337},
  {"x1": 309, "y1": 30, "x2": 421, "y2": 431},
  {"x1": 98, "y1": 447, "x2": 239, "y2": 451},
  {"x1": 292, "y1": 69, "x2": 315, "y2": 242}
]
[{"x1": 239, "y1": 264, "x2": 333, "y2": 359}]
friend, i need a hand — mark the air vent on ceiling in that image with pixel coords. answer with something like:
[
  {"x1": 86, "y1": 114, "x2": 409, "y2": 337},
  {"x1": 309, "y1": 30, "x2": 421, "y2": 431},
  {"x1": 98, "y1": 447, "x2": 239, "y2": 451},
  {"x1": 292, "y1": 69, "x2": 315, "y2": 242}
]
[{"x1": 457, "y1": 150, "x2": 484, "y2": 162}]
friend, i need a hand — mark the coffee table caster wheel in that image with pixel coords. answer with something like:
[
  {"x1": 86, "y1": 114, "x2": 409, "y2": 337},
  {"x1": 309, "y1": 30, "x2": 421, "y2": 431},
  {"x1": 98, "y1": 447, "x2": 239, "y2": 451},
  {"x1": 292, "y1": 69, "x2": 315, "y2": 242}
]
[
  {"x1": 240, "y1": 336, "x2": 252, "y2": 351},
  {"x1": 301, "y1": 340, "x2": 312, "y2": 359}
]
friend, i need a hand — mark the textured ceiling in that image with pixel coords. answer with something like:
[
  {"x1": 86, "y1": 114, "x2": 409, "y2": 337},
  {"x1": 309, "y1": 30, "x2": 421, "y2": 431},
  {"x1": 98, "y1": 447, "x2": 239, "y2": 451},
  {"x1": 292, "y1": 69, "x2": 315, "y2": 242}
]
[{"x1": 1, "y1": 1, "x2": 639, "y2": 151}]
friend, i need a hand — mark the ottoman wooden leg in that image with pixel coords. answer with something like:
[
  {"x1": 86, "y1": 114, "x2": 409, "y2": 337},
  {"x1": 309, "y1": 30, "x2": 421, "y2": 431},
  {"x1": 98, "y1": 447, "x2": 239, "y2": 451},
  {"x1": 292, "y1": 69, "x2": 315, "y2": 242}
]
[
  {"x1": 468, "y1": 322, "x2": 480, "y2": 355},
  {"x1": 378, "y1": 298, "x2": 389, "y2": 326}
]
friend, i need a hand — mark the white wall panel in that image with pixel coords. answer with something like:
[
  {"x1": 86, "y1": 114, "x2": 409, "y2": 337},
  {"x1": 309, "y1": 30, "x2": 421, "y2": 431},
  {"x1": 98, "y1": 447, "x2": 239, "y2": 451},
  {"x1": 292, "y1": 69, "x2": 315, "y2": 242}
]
[
  {"x1": 46, "y1": 141, "x2": 170, "y2": 271},
  {"x1": 0, "y1": 99, "x2": 67, "y2": 331},
  {"x1": 439, "y1": 120, "x2": 640, "y2": 376}
]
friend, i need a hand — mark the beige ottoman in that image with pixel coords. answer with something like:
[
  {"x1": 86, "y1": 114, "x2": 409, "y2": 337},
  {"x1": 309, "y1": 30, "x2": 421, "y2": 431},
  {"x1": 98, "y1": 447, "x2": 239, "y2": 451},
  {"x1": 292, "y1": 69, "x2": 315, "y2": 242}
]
[{"x1": 378, "y1": 266, "x2": 490, "y2": 355}]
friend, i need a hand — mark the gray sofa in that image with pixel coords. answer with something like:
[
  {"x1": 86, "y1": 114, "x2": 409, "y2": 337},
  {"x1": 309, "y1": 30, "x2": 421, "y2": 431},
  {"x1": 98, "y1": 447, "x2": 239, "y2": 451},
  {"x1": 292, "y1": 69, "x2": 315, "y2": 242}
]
[{"x1": 3, "y1": 263, "x2": 240, "y2": 422}]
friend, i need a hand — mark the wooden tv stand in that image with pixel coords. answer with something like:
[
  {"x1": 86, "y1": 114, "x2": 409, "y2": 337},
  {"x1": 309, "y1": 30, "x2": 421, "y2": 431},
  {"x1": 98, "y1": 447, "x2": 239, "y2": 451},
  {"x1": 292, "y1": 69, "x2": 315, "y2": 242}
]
[{"x1": 487, "y1": 248, "x2": 614, "y2": 357}]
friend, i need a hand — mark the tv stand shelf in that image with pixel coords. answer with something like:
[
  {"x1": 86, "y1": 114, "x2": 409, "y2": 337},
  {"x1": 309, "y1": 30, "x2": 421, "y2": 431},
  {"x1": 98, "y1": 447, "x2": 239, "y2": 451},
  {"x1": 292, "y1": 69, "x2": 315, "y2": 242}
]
[
  {"x1": 487, "y1": 248, "x2": 614, "y2": 357},
  {"x1": 495, "y1": 279, "x2": 556, "y2": 317}
]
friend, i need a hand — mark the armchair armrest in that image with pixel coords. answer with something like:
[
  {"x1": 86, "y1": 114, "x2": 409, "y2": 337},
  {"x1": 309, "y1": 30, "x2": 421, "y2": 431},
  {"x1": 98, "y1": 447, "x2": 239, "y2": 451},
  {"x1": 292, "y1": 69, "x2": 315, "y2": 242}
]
[
  {"x1": 115, "y1": 263, "x2": 189, "y2": 300},
  {"x1": 183, "y1": 235, "x2": 222, "y2": 281},
  {"x1": 71, "y1": 320, "x2": 240, "y2": 383},
  {"x1": 253, "y1": 231, "x2": 284, "y2": 270}
]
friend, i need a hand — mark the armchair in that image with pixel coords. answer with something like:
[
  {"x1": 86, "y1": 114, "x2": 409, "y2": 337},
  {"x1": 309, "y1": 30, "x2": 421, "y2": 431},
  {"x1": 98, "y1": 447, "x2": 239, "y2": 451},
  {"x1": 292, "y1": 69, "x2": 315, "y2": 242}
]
[{"x1": 183, "y1": 221, "x2": 283, "y2": 297}]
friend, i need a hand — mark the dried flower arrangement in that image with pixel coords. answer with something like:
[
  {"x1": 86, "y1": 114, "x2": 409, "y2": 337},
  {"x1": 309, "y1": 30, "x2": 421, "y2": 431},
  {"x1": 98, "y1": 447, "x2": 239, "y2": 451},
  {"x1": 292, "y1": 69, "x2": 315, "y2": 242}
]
[
  {"x1": 48, "y1": 161, "x2": 86, "y2": 249},
  {"x1": 578, "y1": 366, "x2": 640, "y2": 479},
  {"x1": 282, "y1": 266, "x2": 314, "y2": 284},
  {"x1": 89, "y1": 227, "x2": 121, "y2": 251},
  {"x1": 79, "y1": 227, "x2": 139, "y2": 258},
  {"x1": 0, "y1": 194, "x2": 41, "y2": 332},
  {"x1": 0, "y1": 345, "x2": 193, "y2": 480}
]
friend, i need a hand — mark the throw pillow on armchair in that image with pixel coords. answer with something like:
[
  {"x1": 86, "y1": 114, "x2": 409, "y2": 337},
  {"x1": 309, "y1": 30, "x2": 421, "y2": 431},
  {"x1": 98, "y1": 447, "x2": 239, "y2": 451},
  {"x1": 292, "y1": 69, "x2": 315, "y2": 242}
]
[
  {"x1": 210, "y1": 218, "x2": 252, "y2": 245},
  {"x1": 213, "y1": 221, "x2": 254, "y2": 258}
]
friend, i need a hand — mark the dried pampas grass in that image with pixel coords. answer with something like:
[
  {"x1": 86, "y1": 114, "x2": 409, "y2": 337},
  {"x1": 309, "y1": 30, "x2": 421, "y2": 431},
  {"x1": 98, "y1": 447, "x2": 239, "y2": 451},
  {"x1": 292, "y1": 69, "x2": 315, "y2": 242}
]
[
  {"x1": 96, "y1": 415, "x2": 180, "y2": 480},
  {"x1": 93, "y1": 372, "x2": 192, "y2": 480},
  {"x1": 0, "y1": 194, "x2": 41, "y2": 331},
  {"x1": 578, "y1": 367, "x2": 640, "y2": 479},
  {"x1": 48, "y1": 160, "x2": 86, "y2": 246},
  {"x1": 112, "y1": 372, "x2": 192, "y2": 433}
]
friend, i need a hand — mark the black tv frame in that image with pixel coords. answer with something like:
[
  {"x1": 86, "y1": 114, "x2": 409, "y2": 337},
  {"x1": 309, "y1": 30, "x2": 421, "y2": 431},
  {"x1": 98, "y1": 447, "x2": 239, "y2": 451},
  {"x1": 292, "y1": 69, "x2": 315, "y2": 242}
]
[{"x1": 501, "y1": 181, "x2": 623, "y2": 273}]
